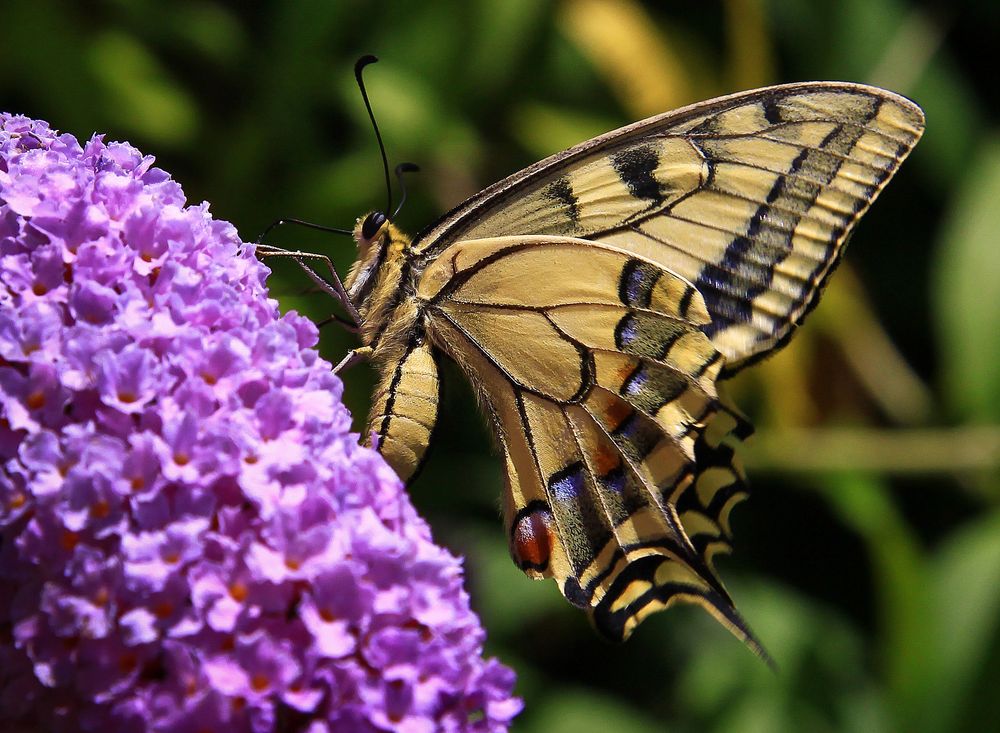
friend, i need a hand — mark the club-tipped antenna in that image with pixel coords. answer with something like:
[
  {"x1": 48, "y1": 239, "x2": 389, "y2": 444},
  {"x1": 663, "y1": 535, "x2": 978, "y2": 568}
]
[
  {"x1": 256, "y1": 217, "x2": 353, "y2": 244},
  {"x1": 355, "y1": 55, "x2": 393, "y2": 218},
  {"x1": 391, "y1": 162, "x2": 420, "y2": 221}
]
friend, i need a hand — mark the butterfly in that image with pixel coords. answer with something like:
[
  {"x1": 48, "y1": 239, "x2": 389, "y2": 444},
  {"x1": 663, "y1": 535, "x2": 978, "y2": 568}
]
[{"x1": 260, "y1": 62, "x2": 924, "y2": 658}]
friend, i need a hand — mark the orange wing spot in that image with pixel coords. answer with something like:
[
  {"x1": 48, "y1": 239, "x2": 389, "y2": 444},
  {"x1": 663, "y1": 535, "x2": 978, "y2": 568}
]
[
  {"x1": 614, "y1": 358, "x2": 639, "y2": 387},
  {"x1": 602, "y1": 397, "x2": 634, "y2": 432},
  {"x1": 593, "y1": 444, "x2": 621, "y2": 476},
  {"x1": 511, "y1": 506, "x2": 555, "y2": 571}
]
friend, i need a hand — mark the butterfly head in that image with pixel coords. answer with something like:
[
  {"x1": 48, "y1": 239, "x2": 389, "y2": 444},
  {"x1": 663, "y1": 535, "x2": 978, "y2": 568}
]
[
  {"x1": 359, "y1": 210, "x2": 388, "y2": 242},
  {"x1": 346, "y1": 210, "x2": 409, "y2": 309}
]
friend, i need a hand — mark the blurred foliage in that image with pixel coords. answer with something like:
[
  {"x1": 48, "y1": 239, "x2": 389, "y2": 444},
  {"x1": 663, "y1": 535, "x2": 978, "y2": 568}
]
[{"x1": 3, "y1": 0, "x2": 1000, "y2": 730}]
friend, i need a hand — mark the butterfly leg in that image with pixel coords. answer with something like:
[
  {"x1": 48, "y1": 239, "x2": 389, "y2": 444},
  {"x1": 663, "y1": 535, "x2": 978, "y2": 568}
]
[
  {"x1": 254, "y1": 244, "x2": 362, "y2": 327},
  {"x1": 316, "y1": 313, "x2": 360, "y2": 332},
  {"x1": 332, "y1": 346, "x2": 372, "y2": 375}
]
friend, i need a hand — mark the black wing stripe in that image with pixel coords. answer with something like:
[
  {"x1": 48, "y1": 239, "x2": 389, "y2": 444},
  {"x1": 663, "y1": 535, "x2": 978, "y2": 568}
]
[
  {"x1": 696, "y1": 116, "x2": 878, "y2": 338},
  {"x1": 544, "y1": 176, "x2": 581, "y2": 225},
  {"x1": 571, "y1": 399, "x2": 704, "y2": 567},
  {"x1": 574, "y1": 395, "x2": 714, "y2": 576}
]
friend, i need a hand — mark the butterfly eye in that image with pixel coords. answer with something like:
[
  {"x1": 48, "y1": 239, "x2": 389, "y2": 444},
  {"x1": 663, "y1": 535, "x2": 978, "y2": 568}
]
[{"x1": 361, "y1": 211, "x2": 387, "y2": 241}]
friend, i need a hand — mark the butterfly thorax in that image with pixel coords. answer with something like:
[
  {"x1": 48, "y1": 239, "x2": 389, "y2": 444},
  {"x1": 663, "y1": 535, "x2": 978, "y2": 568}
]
[{"x1": 347, "y1": 216, "x2": 422, "y2": 364}]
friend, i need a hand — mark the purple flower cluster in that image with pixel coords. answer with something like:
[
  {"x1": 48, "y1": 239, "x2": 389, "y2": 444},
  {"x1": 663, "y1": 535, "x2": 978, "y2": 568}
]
[{"x1": 0, "y1": 114, "x2": 520, "y2": 732}]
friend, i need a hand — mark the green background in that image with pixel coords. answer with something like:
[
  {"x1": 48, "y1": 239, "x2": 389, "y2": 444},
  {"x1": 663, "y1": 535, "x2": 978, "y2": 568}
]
[{"x1": 3, "y1": 0, "x2": 1000, "y2": 730}]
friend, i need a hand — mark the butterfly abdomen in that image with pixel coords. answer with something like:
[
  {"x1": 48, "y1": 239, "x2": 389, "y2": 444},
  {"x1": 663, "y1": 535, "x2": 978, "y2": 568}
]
[{"x1": 367, "y1": 334, "x2": 441, "y2": 485}]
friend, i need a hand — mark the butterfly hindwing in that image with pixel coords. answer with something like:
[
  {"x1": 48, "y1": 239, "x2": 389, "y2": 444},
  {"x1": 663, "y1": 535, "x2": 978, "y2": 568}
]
[
  {"x1": 416, "y1": 237, "x2": 765, "y2": 650},
  {"x1": 413, "y1": 83, "x2": 924, "y2": 371}
]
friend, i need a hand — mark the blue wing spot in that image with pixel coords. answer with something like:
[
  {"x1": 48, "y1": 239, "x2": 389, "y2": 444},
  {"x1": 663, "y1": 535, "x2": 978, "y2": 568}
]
[
  {"x1": 599, "y1": 466, "x2": 627, "y2": 495},
  {"x1": 619, "y1": 259, "x2": 661, "y2": 308},
  {"x1": 622, "y1": 363, "x2": 648, "y2": 397},
  {"x1": 549, "y1": 461, "x2": 587, "y2": 502},
  {"x1": 615, "y1": 313, "x2": 638, "y2": 350}
]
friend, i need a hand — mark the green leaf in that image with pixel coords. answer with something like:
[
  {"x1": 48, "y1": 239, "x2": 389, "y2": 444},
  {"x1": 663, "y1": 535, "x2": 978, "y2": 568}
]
[
  {"x1": 518, "y1": 688, "x2": 663, "y2": 733},
  {"x1": 934, "y1": 136, "x2": 1000, "y2": 422},
  {"x1": 468, "y1": 0, "x2": 549, "y2": 95},
  {"x1": 86, "y1": 31, "x2": 198, "y2": 146},
  {"x1": 674, "y1": 575, "x2": 894, "y2": 732},
  {"x1": 814, "y1": 473, "x2": 926, "y2": 719},
  {"x1": 509, "y1": 102, "x2": 618, "y2": 160},
  {"x1": 900, "y1": 510, "x2": 1000, "y2": 732}
]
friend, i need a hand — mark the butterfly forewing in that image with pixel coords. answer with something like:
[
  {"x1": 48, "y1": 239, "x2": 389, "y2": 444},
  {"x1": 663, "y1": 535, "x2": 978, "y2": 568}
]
[{"x1": 412, "y1": 83, "x2": 925, "y2": 372}]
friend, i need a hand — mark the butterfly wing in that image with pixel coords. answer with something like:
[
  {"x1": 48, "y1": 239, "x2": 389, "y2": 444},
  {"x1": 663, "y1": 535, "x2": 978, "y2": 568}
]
[
  {"x1": 413, "y1": 82, "x2": 924, "y2": 372},
  {"x1": 417, "y1": 236, "x2": 765, "y2": 651}
]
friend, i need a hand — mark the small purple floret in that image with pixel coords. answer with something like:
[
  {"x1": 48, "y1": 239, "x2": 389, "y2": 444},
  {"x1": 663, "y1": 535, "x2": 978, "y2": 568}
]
[{"x1": 0, "y1": 114, "x2": 521, "y2": 732}]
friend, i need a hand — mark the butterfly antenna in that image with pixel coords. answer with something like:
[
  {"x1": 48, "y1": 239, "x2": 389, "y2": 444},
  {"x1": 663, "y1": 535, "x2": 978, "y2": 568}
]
[
  {"x1": 355, "y1": 55, "x2": 393, "y2": 218},
  {"x1": 256, "y1": 218, "x2": 353, "y2": 244},
  {"x1": 391, "y1": 162, "x2": 420, "y2": 221}
]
